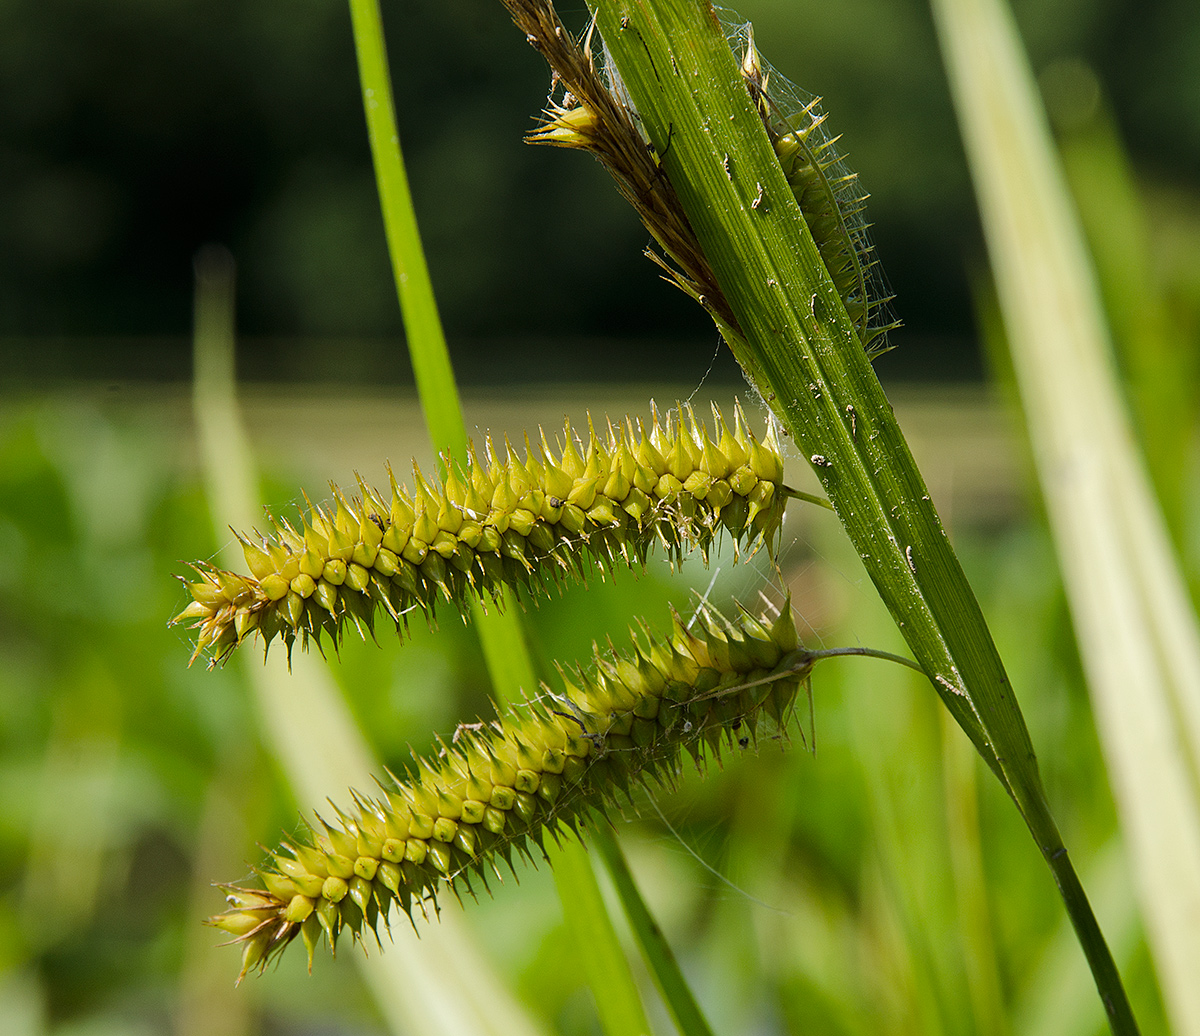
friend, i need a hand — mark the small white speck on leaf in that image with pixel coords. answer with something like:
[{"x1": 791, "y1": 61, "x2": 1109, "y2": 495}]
[{"x1": 936, "y1": 674, "x2": 967, "y2": 697}]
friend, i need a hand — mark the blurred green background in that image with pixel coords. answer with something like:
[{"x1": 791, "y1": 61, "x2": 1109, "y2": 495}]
[
  {"x1": 2, "y1": 0, "x2": 1199, "y2": 1034},
  {"x1": 2, "y1": 0, "x2": 1198, "y2": 383}
]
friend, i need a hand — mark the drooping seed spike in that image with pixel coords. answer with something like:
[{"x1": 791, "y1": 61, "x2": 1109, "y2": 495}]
[
  {"x1": 210, "y1": 598, "x2": 826, "y2": 979},
  {"x1": 175, "y1": 406, "x2": 795, "y2": 666}
]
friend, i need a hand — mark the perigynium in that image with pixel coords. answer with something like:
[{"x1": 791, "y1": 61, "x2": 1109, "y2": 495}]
[
  {"x1": 211, "y1": 598, "x2": 814, "y2": 980},
  {"x1": 175, "y1": 402, "x2": 792, "y2": 666}
]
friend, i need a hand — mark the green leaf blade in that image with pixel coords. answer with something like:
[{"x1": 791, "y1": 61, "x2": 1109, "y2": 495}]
[
  {"x1": 593, "y1": 1, "x2": 1138, "y2": 1029},
  {"x1": 931, "y1": 0, "x2": 1200, "y2": 1031}
]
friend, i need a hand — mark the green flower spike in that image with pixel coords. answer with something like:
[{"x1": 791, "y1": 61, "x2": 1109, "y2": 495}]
[
  {"x1": 174, "y1": 402, "x2": 792, "y2": 666},
  {"x1": 736, "y1": 25, "x2": 899, "y2": 356},
  {"x1": 210, "y1": 598, "x2": 814, "y2": 981}
]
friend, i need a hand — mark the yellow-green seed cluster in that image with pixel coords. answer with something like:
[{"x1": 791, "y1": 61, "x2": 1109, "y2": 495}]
[
  {"x1": 174, "y1": 402, "x2": 788, "y2": 666},
  {"x1": 211, "y1": 599, "x2": 811, "y2": 980},
  {"x1": 738, "y1": 30, "x2": 897, "y2": 356}
]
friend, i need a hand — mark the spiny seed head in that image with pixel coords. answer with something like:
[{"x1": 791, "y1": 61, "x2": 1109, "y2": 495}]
[
  {"x1": 733, "y1": 23, "x2": 899, "y2": 357},
  {"x1": 210, "y1": 599, "x2": 814, "y2": 981},
  {"x1": 174, "y1": 403, "x2": 792, "y2": 667}
]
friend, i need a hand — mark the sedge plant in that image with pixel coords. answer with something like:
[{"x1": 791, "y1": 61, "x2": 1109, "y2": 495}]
[
  {"x1": 177, "y1": 0, "x2": 1142, "y2": 1032},
  {"x1": 495, "y1": 0, "x2": 1136, "y2": 1030}
]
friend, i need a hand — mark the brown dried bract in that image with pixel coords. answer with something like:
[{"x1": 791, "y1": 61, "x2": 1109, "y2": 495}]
[{"x1": 500, "y1": 0, "x2": 740, "y2": 334}]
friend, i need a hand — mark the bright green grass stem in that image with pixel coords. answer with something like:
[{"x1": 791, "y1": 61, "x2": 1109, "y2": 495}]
[
  {"x1": 345, "y1": 0, "x2": 534, "y2": 701},
  {"x1": 591, "y1": 826, "x2": 716, "y2": 1036},
  {"x1": 345, "y1": 3, "x2": 703, "y2": 1034},
  {"x1": 592, "y1": 1, "x2": 1137, "y2": 1032}
]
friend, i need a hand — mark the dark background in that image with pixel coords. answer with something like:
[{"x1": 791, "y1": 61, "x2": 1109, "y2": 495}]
[{"x1": 1, "y1": 0, "x2": 1197, "y2": 384}]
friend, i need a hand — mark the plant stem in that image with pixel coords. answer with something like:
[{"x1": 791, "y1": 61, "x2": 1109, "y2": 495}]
[
  {"x1": 782, "y1": 487, "x2": 834, "y2": 511},
  {"x1": 591, "y1": 826, "x2": 716, "y2": 1036},
  {"x1": 592, "y1": 1, "x2": 1138, "y2": 1030},
  {"x1": 346, "y1": 0, "x2": 464, "y2": 460},
  {"x1": 1047, "y1": 844, "x2": 1138, "y2": 1032},
  {"x1": 556, "y1": 837, "x2": 655, "y2": 1036},
  {"x1": 346, "y1": 4, "x2": 653, "y2": 1031},
  {"x1": 347, "y1": 0, "x2": 536, "y2": 702},
  {"x1": 808, "y1": 646, "x2": 925, "y2": 674}
]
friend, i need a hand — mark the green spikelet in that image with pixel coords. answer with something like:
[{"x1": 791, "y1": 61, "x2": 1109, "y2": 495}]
[
  {"x1": 209, "y1": 599, "x2": 813, "y2": 980},
  {"x1": 174, "y1": 402, "x2": 790, "y2": 666},
  {"x1": 736, "y1": 26, "x2": 899, "y2": 357}
]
